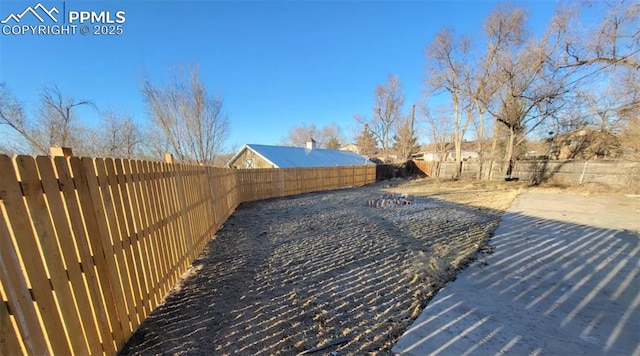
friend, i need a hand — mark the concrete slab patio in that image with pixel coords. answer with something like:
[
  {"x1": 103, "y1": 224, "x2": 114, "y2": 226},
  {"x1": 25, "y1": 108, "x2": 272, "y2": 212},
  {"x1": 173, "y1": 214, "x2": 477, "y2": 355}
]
[{"x1": 393, "y1": 192, "x2": 640, "y2": 355}]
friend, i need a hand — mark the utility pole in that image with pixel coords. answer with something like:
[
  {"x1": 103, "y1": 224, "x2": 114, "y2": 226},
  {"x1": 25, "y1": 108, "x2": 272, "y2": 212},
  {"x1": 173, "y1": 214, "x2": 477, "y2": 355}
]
[
  {"x1": 407, "y1": 104, "x2": 416, "y2": 161},
  {"x1": 410, "y1": 104, "x2": 415, "y2": 135}
]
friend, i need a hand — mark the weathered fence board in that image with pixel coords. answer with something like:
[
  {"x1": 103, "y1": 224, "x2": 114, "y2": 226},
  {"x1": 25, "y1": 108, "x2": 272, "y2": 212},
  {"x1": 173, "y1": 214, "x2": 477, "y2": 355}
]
[
  {"x1": 0, "y1": 292, "x2": 23, "y2": 355},
  {"x1": 0, "y1": 153, "x2": 375, "y2": 355}
]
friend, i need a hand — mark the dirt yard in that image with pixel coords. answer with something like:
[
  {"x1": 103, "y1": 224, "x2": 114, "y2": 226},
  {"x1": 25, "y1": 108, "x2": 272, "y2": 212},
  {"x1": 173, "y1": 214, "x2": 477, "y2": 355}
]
[{"x1": 119, "y1": 178, "x2": 529, "y2": 355}]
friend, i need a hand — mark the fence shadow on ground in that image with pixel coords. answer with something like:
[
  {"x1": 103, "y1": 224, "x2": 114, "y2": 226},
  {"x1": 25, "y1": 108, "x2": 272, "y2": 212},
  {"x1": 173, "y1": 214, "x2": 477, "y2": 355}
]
[
  {"x1": 392, "y1": 209, "x2": 640, "y2": 355},
  {"x1": 118, "y1": 184, "x2": 504, "y2": 355}
]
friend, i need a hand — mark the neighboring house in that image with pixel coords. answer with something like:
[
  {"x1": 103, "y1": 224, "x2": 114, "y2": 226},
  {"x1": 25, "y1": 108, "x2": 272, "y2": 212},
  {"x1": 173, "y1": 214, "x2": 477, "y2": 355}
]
[
  {"x1": 441, "y1": 150, "x2": 479, "y2": 161},
  {"x1": 339, "y1": 143, "x2": 360, "y2": 154},
  {"x1": 552, "y1": 128, "x2": 622, "y2": 160},
  {"x1": 411, "y1": 141, "x2": 480, "y2": 162},
  {"x1": 227, "y1": 140, "x2": 374, "y2": 169},
  {"x1": 412, "y1": 142, "x2": 479, "y2": 162},
  {"x1": 412, "y1": 151, "x2": 445, "y2": 161}
]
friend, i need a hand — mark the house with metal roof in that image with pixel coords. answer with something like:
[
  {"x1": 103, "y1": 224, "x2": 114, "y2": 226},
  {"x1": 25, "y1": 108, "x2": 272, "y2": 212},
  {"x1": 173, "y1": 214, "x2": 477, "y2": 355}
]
[{"x1": 227, "y1": 140, "x2": 374, "y2": 169}]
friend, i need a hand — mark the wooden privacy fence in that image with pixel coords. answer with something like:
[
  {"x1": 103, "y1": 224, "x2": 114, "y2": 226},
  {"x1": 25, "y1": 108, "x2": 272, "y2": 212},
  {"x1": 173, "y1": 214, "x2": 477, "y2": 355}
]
[
  {"x1": 0, "y1": 154, "x2": 376, "y2": 355},
  {"x1": 410, "y1": 160, "x2": 432, "y2": 177},
  {"x1": 236, "y1": 165, "x2": 373, "y2": 202},
  {"x1": 416, "y1": 159, "x2": 639, "y2": 188}
]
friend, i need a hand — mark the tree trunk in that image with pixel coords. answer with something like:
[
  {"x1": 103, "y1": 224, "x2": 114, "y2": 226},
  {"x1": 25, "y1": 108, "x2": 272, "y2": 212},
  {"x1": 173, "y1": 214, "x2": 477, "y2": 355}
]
[
  {"x1": 453, "y1": 98, "x2": 462, "y2": 179},
  {"x1": 505, "y1": 126, "x2": 516, "y2": 176},
  {"x1": 488, "y1": 129, "x2": 499, "y2": 180},
  {"x1": 476, "y1": 107, "x2": 485, "y2": 180}
]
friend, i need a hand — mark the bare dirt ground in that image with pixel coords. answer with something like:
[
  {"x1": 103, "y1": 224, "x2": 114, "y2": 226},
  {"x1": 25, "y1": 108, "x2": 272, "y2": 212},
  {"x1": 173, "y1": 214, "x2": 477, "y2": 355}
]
[{"x1": 120, "y1": 178, "x2": 622, "y2": 355}]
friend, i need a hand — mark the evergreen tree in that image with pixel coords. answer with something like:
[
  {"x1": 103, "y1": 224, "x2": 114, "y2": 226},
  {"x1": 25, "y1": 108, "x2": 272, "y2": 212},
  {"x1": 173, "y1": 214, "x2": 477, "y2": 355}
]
[
  {"x1": 393, "y1": 117, "x2": 420, "y2": 160},
  {"x1": 326, "y1": 137, "x2": 340, "y2": 149},
  {"x1": 356, "y1": 124, "x2": 378, "y2": 156}
]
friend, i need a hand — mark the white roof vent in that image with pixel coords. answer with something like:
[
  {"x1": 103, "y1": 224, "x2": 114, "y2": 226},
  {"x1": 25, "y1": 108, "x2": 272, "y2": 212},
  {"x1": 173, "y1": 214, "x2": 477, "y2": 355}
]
[{"x1": 306, "y1": 138, "x2": 317, "y2": 150}]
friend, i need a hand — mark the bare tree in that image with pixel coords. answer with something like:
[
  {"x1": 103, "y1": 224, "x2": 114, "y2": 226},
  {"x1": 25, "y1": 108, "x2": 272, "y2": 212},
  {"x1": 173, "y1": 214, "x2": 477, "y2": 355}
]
[
  {"x1": 281, "y1": 123, "x2": 319, "y2": 147},
  {"x1": 617, "y1": 69, "x2": 640, "y2": 158},
  {"x1": 556, "y1": 0, "x2": 640, "y2": 161},
  {"x1": 490, "y1": 31, "x2": 575, "y2": 175},
  {"x1": 213, "y1": 144, "x2": 239, "y2": 167},
  {"x1": 426, "y1": 29, "x2": 473, "y2": 178},
  {"x1": 318, "y1": 124, "x2": 345, "y2": 149},
  {"x1": 620, "y1": 117, "x2": 640, "y2": 159},
  {"x1": 555, "y1": 0, "x2": 640, "y2": 118},
  {"x1": 356, "y1": 75, "x2": 404, "y2": 157},
  {"x1": 36, "y1": 85, "x2": 92, "y2": 150},
  {"x1": 281, "y1": 123, "x2": 344, "y2": 148},
  {"x1": 0, "y1": 83, "x2": 33, "y2": 152},
  {"x1": 422, "y1": 104, "x2": 453, "y2": 163},
  {"x1": 141, "y1": 64, "x2": 230, "y2": 165},
  {"x1": 473, "y1": 4, "x2": 526, "y2": 178},
  {"x1": 561, "y1": 0, "x2": 639, "y2": 72},
  {"x1": 89, "y1": 110, "x2": 142, "y2": 158},
  {"x1": 570, "y1": 87, "x2": 628, "y2": 133},
  {"x1": 0, "y1": 83, "x2": 92, "y2": 155}
]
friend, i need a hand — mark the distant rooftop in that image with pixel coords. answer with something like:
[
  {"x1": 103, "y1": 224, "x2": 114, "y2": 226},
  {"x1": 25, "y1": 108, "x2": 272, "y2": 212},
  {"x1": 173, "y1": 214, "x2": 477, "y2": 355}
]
[{"x1": 228, "y1": 144, "x2": 374, "y2": 168}]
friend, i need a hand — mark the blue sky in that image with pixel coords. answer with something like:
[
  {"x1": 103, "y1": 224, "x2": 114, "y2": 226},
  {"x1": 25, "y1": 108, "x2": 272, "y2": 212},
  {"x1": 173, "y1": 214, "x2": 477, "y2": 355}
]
[{"x1": 0, "y1": 0, "x2": 562, "y2": 152}]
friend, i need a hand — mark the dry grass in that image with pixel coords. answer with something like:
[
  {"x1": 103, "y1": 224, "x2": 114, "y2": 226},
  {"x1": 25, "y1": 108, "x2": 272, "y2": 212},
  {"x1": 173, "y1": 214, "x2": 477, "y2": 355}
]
[
  {"x1": 384, "y1": 177, "x2": 525, "y2": 211},
  {"x1": 386, "y1": 176, "x2": 633, "y2": 207}
]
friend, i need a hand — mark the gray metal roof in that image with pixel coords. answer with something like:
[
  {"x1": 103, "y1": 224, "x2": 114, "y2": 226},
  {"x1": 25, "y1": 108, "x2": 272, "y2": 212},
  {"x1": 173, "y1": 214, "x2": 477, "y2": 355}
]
[{"x1": 237, "y1": 144, "x2": 374, "y2": 168}]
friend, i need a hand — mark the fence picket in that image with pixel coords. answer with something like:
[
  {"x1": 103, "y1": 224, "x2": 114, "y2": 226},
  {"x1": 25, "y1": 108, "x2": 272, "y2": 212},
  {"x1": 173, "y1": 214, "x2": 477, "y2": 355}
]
[
  {"x1": 124, "y1": 160, "x2": 154, "y2": 314},
  {"x1": 81, "y1": 157, "x2": 131, "y2": 349},
  {"x1": 134, "y1": 160, "x2": 162, "y2": 309},
  {"x1": 110, "y1": 159, "x2": 146, "y2": 326},
  {"x1": 141, "y1": 161, "x2": 165, "y2": 300},
  {"x1": 25, "y1": 155, "x2": 102, "y2": 355},
  {"x1": 94, "y1": 158, "x2": 136, "y2": 337},
  {"x1": 0, "y1": 179, "x2": 47, "y2": 355},
  {"x1": 104, "y1": 159, "x2": 140, "y2": 329},
  {"x1": 71, "y1": 157, "x2": 124, "y2": 351},
  {"x1": 35, "y1": 156, "x2": 104, "y2": 355},
  {"x1": 150, "y1": 161, "x2": 172, "y2": 297},
  {"x1": 19, "y1": 155, "x2": 94, "y2": 354},
  {"x1": 0, "y1": 156, "x2": 71, "y2": 355},
  {"x1": 158, "y1": 162, "x2": 182, "y2": 288},
  {"x1": 0, "y1": 292, "x2": 24, "y2": 355},
  {"x1": 55, "y1": 156, "x2": 116, "y2": 354}
]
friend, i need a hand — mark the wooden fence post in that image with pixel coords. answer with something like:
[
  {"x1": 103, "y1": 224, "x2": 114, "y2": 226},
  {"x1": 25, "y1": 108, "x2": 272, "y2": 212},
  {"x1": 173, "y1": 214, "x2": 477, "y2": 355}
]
[
  {"x1": 579, "y1": 160, "x2": 589, "y2": 184},
  {"x1": 628, "y1": 164, "x2": 638, "y2": 189},
  {"x1": 49, "y1": 147, "x2": 73, "y2": 158},
  {"x1": 165, "y1": 153, "x2": 174, "y2": 164}
]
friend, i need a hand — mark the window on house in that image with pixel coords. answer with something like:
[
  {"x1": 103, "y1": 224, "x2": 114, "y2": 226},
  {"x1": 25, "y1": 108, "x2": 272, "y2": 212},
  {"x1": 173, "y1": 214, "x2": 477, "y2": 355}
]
[{"x1": 245, "y1": 158, "x2": 254, "y2": 169}]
